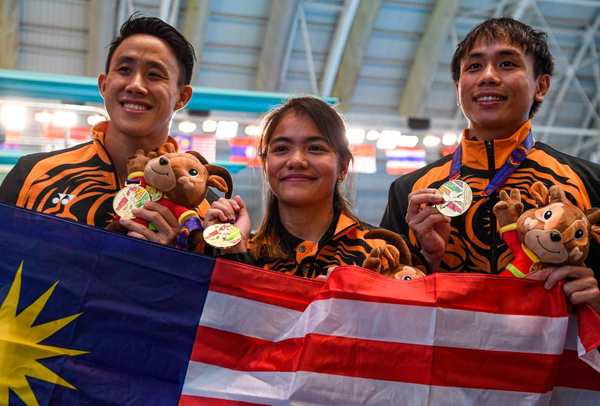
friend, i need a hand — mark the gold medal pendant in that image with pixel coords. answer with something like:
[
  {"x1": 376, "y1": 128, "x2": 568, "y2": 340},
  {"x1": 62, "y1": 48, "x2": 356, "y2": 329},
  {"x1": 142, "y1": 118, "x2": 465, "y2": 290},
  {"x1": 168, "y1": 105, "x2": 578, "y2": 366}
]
[
  {"x1": 113, "y1": 185, "x2": 151, "y2": 219},
  {"x1": 435, "y1": 180, "x2": 473, "y2": 217},
  {"x1": 203, "y1": 223, "x2": 242, "y2": 249}
]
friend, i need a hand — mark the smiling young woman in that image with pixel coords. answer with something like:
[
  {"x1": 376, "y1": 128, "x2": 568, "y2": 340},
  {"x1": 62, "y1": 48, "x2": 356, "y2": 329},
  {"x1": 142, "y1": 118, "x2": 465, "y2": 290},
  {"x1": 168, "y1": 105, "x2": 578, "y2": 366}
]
[{"x1": 204, "y1": 97, "x2": 428, "y2": 279}]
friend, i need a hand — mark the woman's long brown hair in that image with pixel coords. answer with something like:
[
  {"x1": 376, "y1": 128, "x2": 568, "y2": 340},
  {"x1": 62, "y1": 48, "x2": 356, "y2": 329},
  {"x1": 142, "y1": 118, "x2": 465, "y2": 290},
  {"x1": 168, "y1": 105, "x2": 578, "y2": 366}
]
[{"x1": 250, "y1": 96, "x2": 358, "y2": 261}]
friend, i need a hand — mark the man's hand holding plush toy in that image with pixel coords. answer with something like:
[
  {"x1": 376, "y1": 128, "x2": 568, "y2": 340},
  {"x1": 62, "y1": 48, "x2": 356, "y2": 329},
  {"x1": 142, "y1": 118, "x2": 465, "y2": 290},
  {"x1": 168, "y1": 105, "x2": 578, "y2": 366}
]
[{"x1": 493, "y1": 181, "x2": 600, "y2": 313}]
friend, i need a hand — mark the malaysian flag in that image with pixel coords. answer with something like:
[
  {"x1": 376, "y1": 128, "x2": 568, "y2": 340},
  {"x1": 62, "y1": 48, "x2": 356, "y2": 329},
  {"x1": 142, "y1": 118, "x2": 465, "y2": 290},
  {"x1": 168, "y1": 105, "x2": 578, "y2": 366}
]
[
  {"x1": 386, "y1": 147, "x2": 427, "y2": 175},
  {"x1": 1, "y1": 203, "x2": 599, "y2": 405}
]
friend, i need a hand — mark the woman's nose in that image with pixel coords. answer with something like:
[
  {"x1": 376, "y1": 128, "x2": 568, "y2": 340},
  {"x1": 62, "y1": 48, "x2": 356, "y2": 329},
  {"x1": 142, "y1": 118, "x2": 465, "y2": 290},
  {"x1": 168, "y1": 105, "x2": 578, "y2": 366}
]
[{"x1": 287, "y1": 150, "x2": 308, "y2": 168}]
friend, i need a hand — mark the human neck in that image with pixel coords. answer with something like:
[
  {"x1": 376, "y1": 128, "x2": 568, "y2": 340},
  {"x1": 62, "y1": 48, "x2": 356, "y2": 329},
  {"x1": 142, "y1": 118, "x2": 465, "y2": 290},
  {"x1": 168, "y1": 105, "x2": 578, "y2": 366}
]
[
  {"x1": 466, "y1": 122, "x2": 524, "y2": 141},
  {"x1": 103, "y1": 122, "x2": 170, "y2": 184},
  {"x1": 278, "y1": 202, "x2": 335, "y2": 243}
]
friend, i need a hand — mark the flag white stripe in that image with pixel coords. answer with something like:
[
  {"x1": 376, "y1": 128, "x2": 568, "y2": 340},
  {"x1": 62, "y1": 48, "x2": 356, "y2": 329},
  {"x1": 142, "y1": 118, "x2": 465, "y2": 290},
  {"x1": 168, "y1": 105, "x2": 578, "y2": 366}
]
[
  {"x1": 199, "y1": 291, "x2": 302, "y2": 340},
  {"x1": 182, "y1": 361, "x2": 292, "y2": 405},
  {"x1": 200, "y1": 292, "x2": 568, "y2": 354},
  {"x1": 182, "y1": 362, "x2": 554, "y2": 406},
  {"x1": 549, "y1": 386, "x2": 600, "y2": 405},
  {"x1": 386, "y1": 161, "x2": 426, "y2": 169}
]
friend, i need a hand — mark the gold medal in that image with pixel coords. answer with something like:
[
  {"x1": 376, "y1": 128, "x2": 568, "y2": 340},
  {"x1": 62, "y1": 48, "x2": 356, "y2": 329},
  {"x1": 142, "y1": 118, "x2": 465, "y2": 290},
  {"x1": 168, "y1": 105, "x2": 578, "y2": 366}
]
[
  {"x1": 203, "y1": 223, "x2": 242, "y2": 249},
  {"x1": 435, "y1": 180, "x2": 472, "y2": 217},
  {"x1": 145, "y1": 185, "x2": 163, "y2": 201},
  {"x1": 113, "y1": 185, "x2": 151, "y2": 219}
]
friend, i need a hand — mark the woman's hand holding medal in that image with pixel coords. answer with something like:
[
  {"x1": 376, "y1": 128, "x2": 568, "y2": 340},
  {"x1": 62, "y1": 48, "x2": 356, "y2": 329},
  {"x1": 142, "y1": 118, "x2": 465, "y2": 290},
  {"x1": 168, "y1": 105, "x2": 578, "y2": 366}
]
[{"x1": 204, "y1": 195, "x2": 252, "y2": 252}]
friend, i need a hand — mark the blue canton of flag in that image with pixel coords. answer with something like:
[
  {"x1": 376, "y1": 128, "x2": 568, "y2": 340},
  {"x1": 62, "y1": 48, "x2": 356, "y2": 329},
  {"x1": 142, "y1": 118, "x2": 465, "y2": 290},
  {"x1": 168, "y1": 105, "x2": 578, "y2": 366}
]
[{"x1": 0, "y1": 203, "x2": 214, "y2": 405}]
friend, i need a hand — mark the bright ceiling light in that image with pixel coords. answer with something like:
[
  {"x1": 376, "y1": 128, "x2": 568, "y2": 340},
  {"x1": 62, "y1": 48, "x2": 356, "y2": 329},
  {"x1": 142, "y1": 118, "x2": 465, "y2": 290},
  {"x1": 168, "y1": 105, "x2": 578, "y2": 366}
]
[
  {"x1": 215, "y1": 121, "x2": 238, "y2": 139},
  {"x1": 442, "y1": 133, "x2": 458, "y2": 145},
  {"x1": 366, "y1": 130, "x2": 380, "y2": 141},
  {"x1": 346, "y1": 128, "x2": 365, "y2": 144},
  {"x1": 423, "y1": 135, "x2": 441, "y2": 147},
  {"x1": 244, "y1": 125, "x2": 261, "y2": 137},
  {"x1": 1, "y1": 105, "x2": 26, "y2": 131},
  {"x1": 35, "y1": 111, "x2": 53, "y2": 124},
  {"x1": 376, "y1": 130, "x2": 400, "y2": 150},
  {"x1": 202, "y1": 119, "x2": 218, "y2": 133},
  {"x1": 87, "y1": 115, "x2": 105, "y2": 126},
  {"x1": 178, "y1": 120, "x2": 197, "y2": 133},
  {"x1": 397, "y1": 134, "x2": 419, "y2": 148},
  {"x1": 53, "y1": 111, "x2": 77, "y2": 128}
]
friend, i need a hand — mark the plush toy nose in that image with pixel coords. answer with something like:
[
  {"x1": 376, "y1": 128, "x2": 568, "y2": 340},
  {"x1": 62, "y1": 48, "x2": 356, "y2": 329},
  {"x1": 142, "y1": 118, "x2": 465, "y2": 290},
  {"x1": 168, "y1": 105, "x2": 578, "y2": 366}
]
[
  {"x1": 550, "y1": 232, "x2": 562, "y2": 242},
  {"x1": 159, "y1": 157, "x2": 169, "y2": 166}
]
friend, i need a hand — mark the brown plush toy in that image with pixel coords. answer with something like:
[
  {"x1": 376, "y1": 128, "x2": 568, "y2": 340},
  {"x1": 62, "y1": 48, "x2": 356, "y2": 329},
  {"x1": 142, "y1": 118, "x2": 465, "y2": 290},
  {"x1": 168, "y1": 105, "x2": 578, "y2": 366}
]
[
  {"x1": 107, "y1": 143, "x2": 233, "y2": 250},
  {"x1": 362, "y1": 229, "x2": 426, "y2": 280},
  {"x1": 493, "y1": 181, "x2": 600, "y2": 277}
]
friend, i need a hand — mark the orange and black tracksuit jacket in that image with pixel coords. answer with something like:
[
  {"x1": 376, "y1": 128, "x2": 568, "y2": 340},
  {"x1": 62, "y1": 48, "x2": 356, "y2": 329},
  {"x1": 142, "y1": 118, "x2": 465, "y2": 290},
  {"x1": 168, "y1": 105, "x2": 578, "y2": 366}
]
[
  {"x1": 0, "y1": 121, "x2": 210, "y2": 227},
  {"x1": 222, "y1": 210, "x2": 426, "y2": 279},
  {"x1": 381, "y1": 121, "x2": 600, "y2": 278}
]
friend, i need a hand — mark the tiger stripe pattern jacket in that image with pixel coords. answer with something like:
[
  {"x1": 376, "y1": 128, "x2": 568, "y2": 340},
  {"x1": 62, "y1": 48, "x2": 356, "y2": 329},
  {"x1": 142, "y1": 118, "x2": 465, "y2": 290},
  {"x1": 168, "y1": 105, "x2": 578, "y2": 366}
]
[{"x1": 381, "y1": 121, "x2": 600, "y2": 277}]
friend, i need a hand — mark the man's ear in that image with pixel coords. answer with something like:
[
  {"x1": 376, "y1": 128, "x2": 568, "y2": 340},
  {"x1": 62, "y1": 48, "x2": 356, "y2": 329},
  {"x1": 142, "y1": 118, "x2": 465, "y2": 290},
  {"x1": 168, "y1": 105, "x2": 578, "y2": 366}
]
[
  {"x1": 455, "y1": 82, "x2": 461, "y2": 106},
  {"x1": 98, "y1": 73, "x2": 107, "y2": 99},
  {"x1": 534, "y1": 74, "x2": 551, "y2": 102},
  {"x1": 174, "y1": 85, "x2": 193, "y2": 111}
]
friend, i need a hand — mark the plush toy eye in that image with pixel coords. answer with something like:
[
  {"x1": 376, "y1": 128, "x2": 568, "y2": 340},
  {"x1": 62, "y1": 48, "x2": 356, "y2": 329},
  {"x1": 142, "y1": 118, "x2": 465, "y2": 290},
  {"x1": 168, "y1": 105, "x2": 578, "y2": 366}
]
[
  {"x1": 188, "y1": 168, "x2": 199, "y2": 177},
  {"x1": 543, "y1": 210, "x2": 552, "y2": 220},
  {"x1": 574, "y1": 229, "x2": 585, "y2": 240},
  {"x1": 401, "y1": 275, "x2": 413, "y2": 281}
]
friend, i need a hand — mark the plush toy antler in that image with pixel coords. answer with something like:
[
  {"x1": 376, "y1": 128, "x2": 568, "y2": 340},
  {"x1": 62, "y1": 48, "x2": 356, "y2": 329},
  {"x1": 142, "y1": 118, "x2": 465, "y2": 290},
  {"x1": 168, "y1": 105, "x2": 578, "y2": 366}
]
[
  {"x1": 362, "y1": 229, "x2": 426, "y2": 280},
  {"x1": 493, "y1": 181, "x2": 600, "y2": 277}
]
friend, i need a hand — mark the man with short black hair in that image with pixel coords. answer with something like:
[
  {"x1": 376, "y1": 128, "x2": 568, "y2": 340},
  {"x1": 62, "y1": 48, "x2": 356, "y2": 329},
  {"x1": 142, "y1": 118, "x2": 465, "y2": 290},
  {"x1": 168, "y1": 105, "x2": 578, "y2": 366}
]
[
  {"x1": 381, "y1": 18, "x2": 600, "y2": 311},
  {"x1": 0, "y1": 15, "x2": 205, "y2": 246}
]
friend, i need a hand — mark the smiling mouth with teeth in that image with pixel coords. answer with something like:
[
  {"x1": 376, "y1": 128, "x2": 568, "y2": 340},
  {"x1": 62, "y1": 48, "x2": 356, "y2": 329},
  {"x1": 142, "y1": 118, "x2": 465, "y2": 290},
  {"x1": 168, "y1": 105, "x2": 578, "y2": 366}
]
[
  {"x1": 122, "y1": 103, "x2": 150, "y2": 111},
  {"x1": 475, "y1": 96, "x2": 506, "y2": 102}
]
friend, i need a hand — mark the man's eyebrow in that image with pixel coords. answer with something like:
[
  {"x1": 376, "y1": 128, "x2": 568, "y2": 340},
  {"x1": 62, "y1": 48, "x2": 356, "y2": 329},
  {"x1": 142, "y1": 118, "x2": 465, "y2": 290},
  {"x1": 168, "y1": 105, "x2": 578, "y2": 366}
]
[
  {"x1": 464, "y1": 51, "x2": 484, "y2": 60},
  {"x1": 145, "y1": 60, "x2": 169, "y2": 72},
  {"x1": 112, "y1": 56, "x2": 169, "y2": 72},
  {"x1": 114, "y1": 55, "x2": 136, "y2": 65},
  {"x1": 464, "y1": 49, "x2": 523, "y2": 60}
]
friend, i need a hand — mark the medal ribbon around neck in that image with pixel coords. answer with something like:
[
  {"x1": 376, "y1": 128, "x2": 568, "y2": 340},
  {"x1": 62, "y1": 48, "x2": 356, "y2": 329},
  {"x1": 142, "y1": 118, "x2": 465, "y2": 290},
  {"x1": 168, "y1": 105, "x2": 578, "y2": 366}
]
[{"x1": 449, "y1": 130, "x2": 534, "y2": 197}]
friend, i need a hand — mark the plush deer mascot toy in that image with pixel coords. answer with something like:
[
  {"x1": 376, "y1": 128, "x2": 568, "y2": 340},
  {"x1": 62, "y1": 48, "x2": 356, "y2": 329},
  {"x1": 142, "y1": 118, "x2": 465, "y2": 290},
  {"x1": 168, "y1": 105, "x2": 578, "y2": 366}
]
[
  {"x1": 362, "y1": 229, "x2": 426, "y2": 280},
  {"x1": 493, "y1": 181, "x2": 600, "y2": 277},
  {"x1": 108, "y1": 143, "x2": 233, "y2": 251}
]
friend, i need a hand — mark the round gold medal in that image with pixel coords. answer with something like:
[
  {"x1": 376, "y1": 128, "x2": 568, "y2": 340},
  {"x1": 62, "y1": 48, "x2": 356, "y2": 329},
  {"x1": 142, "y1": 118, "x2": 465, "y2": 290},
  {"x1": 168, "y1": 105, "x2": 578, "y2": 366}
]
[
  {"x1": 435, "y1": 180, "x2": 473, "y2": 217},
  {"x1": 113, "y1": 185, "x2": 151, "y2": 220},
  {"x1": 203, "y1": 223, "x2": 243, "y2": 249}
]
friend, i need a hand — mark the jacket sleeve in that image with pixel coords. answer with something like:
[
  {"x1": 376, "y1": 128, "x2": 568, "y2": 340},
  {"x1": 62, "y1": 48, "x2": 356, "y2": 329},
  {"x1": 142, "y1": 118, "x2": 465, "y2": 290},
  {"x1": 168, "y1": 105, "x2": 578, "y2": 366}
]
[
  {"x1": 380, "y1": 179, "x2": 411, "y2": 238},
  {"x1": 0, "y1": 158, "x2": 30, "y2": 205}
]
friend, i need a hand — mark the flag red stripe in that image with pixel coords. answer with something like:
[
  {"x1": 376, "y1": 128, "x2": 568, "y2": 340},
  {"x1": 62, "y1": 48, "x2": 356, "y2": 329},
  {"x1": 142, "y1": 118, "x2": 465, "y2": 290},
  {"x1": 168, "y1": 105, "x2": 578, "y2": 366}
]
[
  {"x1": 210, "y1": 263, "x2": 569, "y2": 318},
  {"x1": 555, "y1": 349, "x2": 600, "y2": 391},
  {"x1": 179, "y1": 394, "x2": 263, "y2": 406},
  {"x1": 191, "y1": 326, "x2": 560, "y2": 393},
  {"x1": 211, "y1": 259, "x2": 320, "y2": 311},
  {"x1": 320, "y1": 267, "x2": 568, "y2": 317}
]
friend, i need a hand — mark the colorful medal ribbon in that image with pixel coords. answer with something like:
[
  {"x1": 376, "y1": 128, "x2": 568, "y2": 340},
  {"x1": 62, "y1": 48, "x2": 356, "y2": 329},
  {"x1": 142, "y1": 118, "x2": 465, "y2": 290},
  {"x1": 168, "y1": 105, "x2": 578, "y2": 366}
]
[
  {"x1": 177, "y1": 216, "x2": 202, "y2": 249},
  {"x1": 449, "y1": 130, "x2": 534, "y2": 197}
]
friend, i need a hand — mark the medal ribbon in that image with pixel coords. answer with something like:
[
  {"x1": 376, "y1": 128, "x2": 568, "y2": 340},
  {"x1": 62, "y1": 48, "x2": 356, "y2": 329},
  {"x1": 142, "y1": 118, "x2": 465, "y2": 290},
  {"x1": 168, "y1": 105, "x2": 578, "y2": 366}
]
[
  {"x1": 177, "y1": 216, "x2": 202, "y2": 249},
  {"x1": 449, "y1": 130, "x2": 534, "y2": 197}
]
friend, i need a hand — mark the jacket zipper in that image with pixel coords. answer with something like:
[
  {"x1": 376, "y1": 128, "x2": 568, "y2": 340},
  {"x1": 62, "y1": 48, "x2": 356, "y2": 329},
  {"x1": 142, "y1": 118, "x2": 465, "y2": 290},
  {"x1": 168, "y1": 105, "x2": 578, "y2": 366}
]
[{"x1": 485, "y1": 140, "x2": 498, "y2": 274}]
